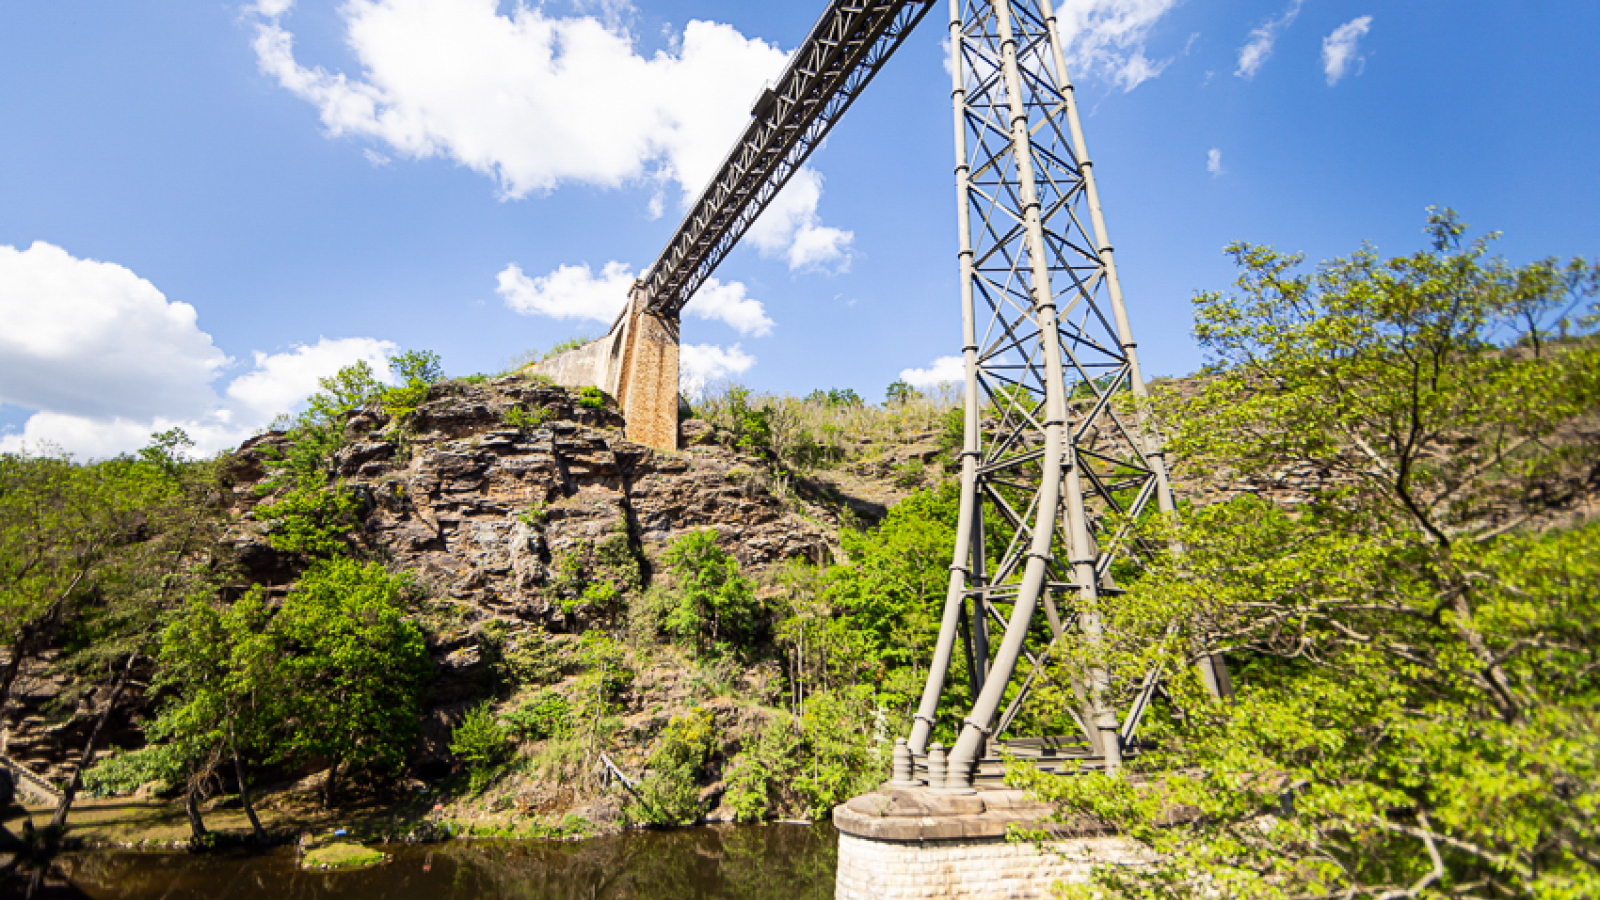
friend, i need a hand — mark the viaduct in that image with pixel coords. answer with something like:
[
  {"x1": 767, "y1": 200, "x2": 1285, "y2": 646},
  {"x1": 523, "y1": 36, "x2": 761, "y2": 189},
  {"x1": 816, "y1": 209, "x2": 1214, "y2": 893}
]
[{"x1": 527, "y1": 2, "x2": 1229, "y2": 896}]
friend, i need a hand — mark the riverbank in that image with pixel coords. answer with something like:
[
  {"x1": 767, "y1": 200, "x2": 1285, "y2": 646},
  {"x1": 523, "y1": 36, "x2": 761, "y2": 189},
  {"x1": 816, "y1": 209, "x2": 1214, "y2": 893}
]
[{"x1": 0, "y1": 790, "x2": 603, "y2": 852}]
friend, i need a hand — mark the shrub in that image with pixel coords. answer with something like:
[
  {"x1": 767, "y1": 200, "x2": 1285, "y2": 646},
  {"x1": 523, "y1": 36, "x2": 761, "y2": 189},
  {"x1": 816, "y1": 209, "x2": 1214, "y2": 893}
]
[
  {"x1": 543, "y1": 336, "x2": 596, "y2": 359},
  {"x1": 254, "y1": 478, "x2": 364, "y2": 557},
  {"x1": 504, "y1": 404, "x2": 551, "y2": 431},
  {"x1": 659, "y1": 530, "x2": 763, "y2": 655},
  {"x1": 82, "y1": 745, "x2": 184, "y2": 799},
  {"x1": 451, "y1": 701, "x2": 512, "y2": 792},
  {"x1": 577, "y1": 386, "x2": 608, "y2": 409},
  {"x1": 630, "y1": 708, "x2": 716, "y2": 825},
  {"x1": 503, "y1": 689, "x2": 572, "y2": 741}
]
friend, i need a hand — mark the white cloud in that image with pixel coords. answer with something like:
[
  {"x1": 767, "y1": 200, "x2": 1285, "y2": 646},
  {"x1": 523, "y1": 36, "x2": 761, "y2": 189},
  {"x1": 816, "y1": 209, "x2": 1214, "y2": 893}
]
[
  {"x1": 497, "y1": 262, "x2": 773, "y2": 337},
  {"x1": 1207, "y1": 147, "x2": 1225, "y2": 176},
  {"x1": 686, "y1": 278, "x2": 774, "y2": 338},
  {"x1": 746, "y1": 169, "x2": 853, "y2": 272},
  {"x1": 0, "y1": 242, "x2": 401, "y2": 458},
  {"x1": 250, "y1": 0, "x2": 296, "y2": 16},
  {"x1": 225, "y1": 337, "x2": 398, "y2": 424},
  {"x1": 900, "y1": 355, "x2": 965, "y2": 388},
  {"x1": 0, "y1": 241, "x2": 229, "y2": 422},
  {"x1": 496, "y1": 261, "x2": 633, "y2": 324},
  {"x1": 679, "y1": 343, "x2": 755, "y2": 396},
  {"x1": 1322, "y1": 16, "x2": 1372, "y2": 85},
  {"x1": 249, "y1": 0, "x2": 851, "y2": 270},
  {"x1": 1235, "y1": 0, "x2": 1305, "y2": 80},
  {"x1": 1051, "y1": 0, "x2": 1183, "y2": 93}
]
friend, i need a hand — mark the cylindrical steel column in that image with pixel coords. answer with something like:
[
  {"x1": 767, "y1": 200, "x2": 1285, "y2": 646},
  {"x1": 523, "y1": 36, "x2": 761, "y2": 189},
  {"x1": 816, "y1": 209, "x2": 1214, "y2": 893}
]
[
  {"x1": 908, "y1": 0, "x2": 986, "y2": 758},
  {"x1": 945, "y1": 0, "x2": 1076, "y2": 782}
]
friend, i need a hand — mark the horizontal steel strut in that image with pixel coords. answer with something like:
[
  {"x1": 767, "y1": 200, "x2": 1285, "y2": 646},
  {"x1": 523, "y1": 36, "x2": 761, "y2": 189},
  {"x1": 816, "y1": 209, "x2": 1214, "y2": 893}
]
[{"x1": 638, "y1": 0, "x2": 935, "y2": 317}]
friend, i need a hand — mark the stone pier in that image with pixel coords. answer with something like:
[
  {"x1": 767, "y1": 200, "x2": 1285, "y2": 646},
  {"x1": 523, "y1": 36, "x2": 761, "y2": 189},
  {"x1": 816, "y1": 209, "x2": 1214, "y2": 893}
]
[
  {"x1": 832, "y1": 787, "x2": 1140, "y2": 900},
  {"x1": 525, "y1": 283, "x2": 681, "y2": 452}
]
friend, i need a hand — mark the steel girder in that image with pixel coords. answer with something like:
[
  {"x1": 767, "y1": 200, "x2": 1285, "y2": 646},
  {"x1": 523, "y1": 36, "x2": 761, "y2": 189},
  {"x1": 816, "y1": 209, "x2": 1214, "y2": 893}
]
[
  {"x1": 639, "y1": 0, "x2": 935, "y2": 318},
  {"x1": 906, "y1": 0, "x2": 1227, "y2": 784}
]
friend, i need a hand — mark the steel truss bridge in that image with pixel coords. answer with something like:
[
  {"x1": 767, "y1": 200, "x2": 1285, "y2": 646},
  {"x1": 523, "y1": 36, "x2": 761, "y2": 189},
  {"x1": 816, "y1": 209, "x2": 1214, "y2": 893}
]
[{"x1": 616, "y1": 0, "x2": 1231, "y2": 789}]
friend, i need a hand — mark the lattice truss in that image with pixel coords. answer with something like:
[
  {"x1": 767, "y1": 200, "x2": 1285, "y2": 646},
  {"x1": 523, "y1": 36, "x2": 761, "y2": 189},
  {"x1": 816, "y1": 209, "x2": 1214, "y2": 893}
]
[
  {"x1": 640, "y1": 0, "x2": 934, "y2": 317},
  {"x1": 908, "y1": 0, "x2": 1207, "y2": 778}
]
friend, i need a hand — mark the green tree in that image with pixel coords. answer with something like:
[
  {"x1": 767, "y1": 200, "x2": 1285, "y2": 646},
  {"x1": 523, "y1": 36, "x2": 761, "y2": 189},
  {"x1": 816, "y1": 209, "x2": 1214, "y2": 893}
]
[
  {"x1": 271, "y1": 559, "x2": 431, "y2": 806},
  {"x1": 0, "y1": 431, "x2": 223, "y2": 828},
  {"x1": 885, "y1": 380, "x2": 922, "y2": 405},
  {"x1": 659, "y1": 530, "x2": 763, "y2": 656},
  {"x1": 1022, "y1": 211, "x2": 1600, "y2": 900},
  {"x1": 450, "y1": 700, "x2": 512, "y2": 792},
  {"x1": 147, "y1": 590, "x2": 277, "y2": 841},
  {"x1": 823, "y1": 484, "x2": 961, "y2": 713}
]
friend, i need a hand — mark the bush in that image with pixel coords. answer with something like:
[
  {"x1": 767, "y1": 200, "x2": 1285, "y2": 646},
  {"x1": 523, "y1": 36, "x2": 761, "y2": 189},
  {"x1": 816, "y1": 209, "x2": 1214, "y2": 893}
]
[
  {"x1": 544, "y1": 336, "x2": 595, "y2": 360},
  {"x1": 659, "y1": 530, "x2": 763, "y2": 655},
  {"x1": 577, "y1": 386, "x2": 608, "y2": 409},
  {"x1": 82, "y1": 745, "x2": 184, "y2": 799},
  {"x1": 504, "y1": 404, "x2": 551, "y2": 431},
  {"x1": 503, "y1": 689, "x2": 572, "y2": 741},
  {"x1": 254, "y1": 478, "x2": 364, "y2": 557},
  {"x1": 451, "y1": 701, "x2": 512, "y2": 792},
  {"x1": 630, "y1": 708, "x2": 716, "y2": 825}
]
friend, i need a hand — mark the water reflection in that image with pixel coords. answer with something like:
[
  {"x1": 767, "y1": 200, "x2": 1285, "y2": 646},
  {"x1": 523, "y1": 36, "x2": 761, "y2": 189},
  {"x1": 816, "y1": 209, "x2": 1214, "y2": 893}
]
[{"x1": 13, "y1": 825, "x2": 837, "y2": 900}]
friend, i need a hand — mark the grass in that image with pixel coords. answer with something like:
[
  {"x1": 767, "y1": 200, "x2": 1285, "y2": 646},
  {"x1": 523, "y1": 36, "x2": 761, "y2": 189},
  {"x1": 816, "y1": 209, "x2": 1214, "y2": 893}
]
[
  {"x1": 690, "y1": 382, "x2": 959, "y2": 470},
  {"x1": 302, "y1": 841, "x2": 387, "y2": 870}
]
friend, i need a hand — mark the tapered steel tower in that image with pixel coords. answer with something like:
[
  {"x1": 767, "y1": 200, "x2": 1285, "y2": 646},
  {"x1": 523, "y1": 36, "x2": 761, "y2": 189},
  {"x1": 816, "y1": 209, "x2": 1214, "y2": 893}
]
[{"x1": 905, "y1": 0, "x2": 1227, "y2": 785}]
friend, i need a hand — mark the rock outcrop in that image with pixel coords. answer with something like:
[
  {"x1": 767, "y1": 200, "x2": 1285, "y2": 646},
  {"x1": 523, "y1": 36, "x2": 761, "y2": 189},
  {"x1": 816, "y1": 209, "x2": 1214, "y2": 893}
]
[{"x1": 223, "y1": 376, "x2": 833, "y2": 629}]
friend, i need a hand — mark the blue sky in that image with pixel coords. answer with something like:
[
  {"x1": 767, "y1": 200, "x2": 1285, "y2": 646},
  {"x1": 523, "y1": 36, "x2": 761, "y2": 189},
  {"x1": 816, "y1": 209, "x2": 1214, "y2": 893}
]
[{"x1": 2, "y1": 0, "x2": 1596, "y2": 457}]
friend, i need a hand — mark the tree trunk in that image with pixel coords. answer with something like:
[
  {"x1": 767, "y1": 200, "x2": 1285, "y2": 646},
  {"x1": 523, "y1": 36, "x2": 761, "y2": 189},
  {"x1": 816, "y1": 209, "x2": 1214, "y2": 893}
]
[
  {"x1": 183, "y1": 787, "x2": 208, "y2": 840},
  {"x1": 49, "y1": 653, "x2": 136, "y2": 827},
  {"x1": 0, "y1": 576, "x2": 85, "y2": 724},
  {"x1": 228, "y1": 726, "x2": 267, "y2": 844},
  {"x1": 322, "y1": 759, "x2": 340, "y2": 810}
]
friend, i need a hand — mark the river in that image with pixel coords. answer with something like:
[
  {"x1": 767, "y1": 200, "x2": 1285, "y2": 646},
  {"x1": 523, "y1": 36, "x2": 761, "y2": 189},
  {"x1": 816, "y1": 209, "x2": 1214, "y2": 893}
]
[{"x1": 4, "y1": 824, "x2": 837, "y2": 900}]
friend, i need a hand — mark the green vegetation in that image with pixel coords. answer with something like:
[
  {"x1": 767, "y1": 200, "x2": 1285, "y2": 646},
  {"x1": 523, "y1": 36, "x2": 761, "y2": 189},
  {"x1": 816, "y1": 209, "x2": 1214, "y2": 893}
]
[
  {"x1": 7, "y1": 210, "x2": 1594, "y2": 880},
  {"x1": 544, "y1": 335, "x2": 596, "y2": 360},
  {"x1": 1012, "y1": 210, "x2": 1600, "y2": 900},
  {"x1": 504, "y1": 403, "x2": 552, "y2": 431},
  {"x1": 577, "y1": 385, "x2": 609, "y2": 410},
  {"x1": 655, "y1": 530, "x2": 763, "y2": 656},
  {"x1": 450, "y1": 701, "x2": 514, "y2": 792},
  {"x1": 691, "y1": 381, "x2": 958, "y2": 470},
  {"x1": 629, "y1": 707, "x2": 716, "y2": 825},
  {"x1": 302, "y1": 841, "x2": 387, "y2": 870}
]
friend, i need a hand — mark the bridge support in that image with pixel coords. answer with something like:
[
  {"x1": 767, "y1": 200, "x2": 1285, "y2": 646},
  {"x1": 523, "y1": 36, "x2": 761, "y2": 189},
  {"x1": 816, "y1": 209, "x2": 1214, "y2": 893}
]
[
  {"x1": 833, "y1": 785, "x2": 1141, "y2": 900},
  {"x1": 525, "y1": 284, "x2": 681, "y2": 452}
]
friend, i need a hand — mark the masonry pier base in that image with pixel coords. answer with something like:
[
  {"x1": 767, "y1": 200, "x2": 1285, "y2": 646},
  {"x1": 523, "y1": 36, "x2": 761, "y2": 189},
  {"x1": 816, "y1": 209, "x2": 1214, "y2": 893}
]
[{"x1": 832, "y1": 787, "x2": 1140, "y2": 900}]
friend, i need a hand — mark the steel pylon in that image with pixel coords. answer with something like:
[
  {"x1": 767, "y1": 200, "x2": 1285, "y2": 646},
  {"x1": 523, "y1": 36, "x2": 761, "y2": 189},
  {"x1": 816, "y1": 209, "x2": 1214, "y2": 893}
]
[{"x1": 906, "y1": 0, "x2": 1227, "y2": 785}]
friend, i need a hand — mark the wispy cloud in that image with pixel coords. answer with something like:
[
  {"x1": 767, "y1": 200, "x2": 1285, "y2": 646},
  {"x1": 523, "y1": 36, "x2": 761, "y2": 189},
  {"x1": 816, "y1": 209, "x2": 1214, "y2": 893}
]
[
  {"x1": 1052, "y1": 0, "x2": 1185, "y2": 93},
  {"x1": 1322, "y1": 16, "x2": 1373, "y2": 85},
  {"x1": 1236, "y1": 0, "x2": 1305, "y2": 80},
  {"x1": 1207, "y1": 147, "x2": 1225, "y2": 176}
]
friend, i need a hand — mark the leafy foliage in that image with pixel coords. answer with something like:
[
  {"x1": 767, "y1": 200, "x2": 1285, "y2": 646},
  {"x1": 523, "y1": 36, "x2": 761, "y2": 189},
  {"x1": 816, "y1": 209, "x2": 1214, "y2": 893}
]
[
  {"x1": 1028, "y1": 211, "x2": 1600, "y2": 900},
  {"x1": 656, "y1": 530, "x2": 763, "y2": 656},
  {"x1": 630, "y1": 708, "x2": 716, "y2": 825},
  {"x1": 270, "y1": 559, "x2": 431, "y2": 800},
  {"x1": 451, "y1": 701, "x2": 513, "y2": 792},
  {"x1": 577, "y1": 386, "x2": 608, "y2": 410},
  {"x1": 253, "y1": 476, "x2": 364, "y2": 557},
  {"x1": 503, "y1": 688, "x2": 572, "y2": 741}
]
